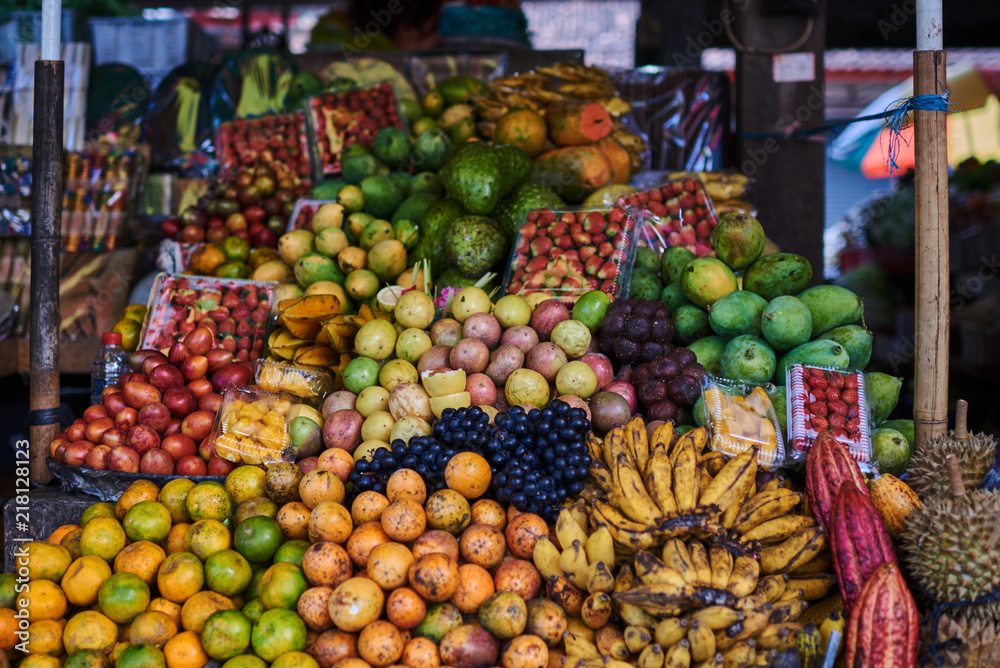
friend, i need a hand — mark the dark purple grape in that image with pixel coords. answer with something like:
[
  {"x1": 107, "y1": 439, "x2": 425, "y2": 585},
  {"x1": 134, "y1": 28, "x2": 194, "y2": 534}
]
[
  {"x1": 667, "y1": 375, "x2": 701, "y2": 406},
  {"x1": 624, "y1": 317, "x2": 651, "y2": 341},
  {"x1": 671, "y1": 347, "x2": 697, "y2": 367},
  {"x1": 639, "y1": 380, "x2": 668, "y2": 407},
  {"x1": 648, "y1": 400, "x2": 680, "y2": 423},
  {"x1": 651, "y1": 357, "x2": 681, "y2": 380},
  {"x1": 640, "y1": 342, "x2": 664, "y2": 363}
]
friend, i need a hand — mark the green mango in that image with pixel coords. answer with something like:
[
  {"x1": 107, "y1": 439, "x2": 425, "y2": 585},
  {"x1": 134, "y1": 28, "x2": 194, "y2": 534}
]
[
  {"x1": 775, "y1": 339, "x2": 850, "y2": 382},
  {"x1": 635, "y1": 247, "x2": 661, "y2": 275},
  {"x1": 770, "y1": 386, "x2": 788, "y2": 436},
  {"x1": 391, "y1": 193, "x2": 438, "y2": 225},
  {"x1": 872, "y1": 428, "x2": 910, "y2": 475},
  {"x1": 686, "y1": 336, "x2": 727, "y2": 376},
  {"x1": 721, "y1": 335, "x2": 776, "y2": 383},
  {"x1": 761, "y1": 295, "x2": 813, "y2": 352},
  {"x1": 797, "y1": 285, "x2": 864, "y2": 338},
  {"x1": 661, "y1": 246, "x2": 696, "y2": 284},
  {"x1": 866, "y1": 372, "x2": 902, "y2": 425},
  {"x1": 660, "y1": 283, "x2": 691, "y2": 312},
  {"x1": 742, "y1": 253, "x2": 813, "y2": 301},
  {"x1": 671, "y1": 305, "x2": 712, "y2": 346},
  {"x1": 630, "y1": 270, "x2": 663, "y2": 301},
  {"x1": 822, "y1": 325, "x2": 873, "y2": 370},
  {"x1": 880, "y1": 419, "x2": 915, "y2": 457},
  {"x1": 708, "y1": 291, "x2": 768, "y2": 339}
]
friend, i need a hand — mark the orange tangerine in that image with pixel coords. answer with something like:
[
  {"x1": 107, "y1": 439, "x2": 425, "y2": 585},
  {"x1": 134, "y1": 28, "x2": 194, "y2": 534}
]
[
  {"x1": 17, "y1": 579, "x2": 67, "y2": 622},
  {"x1": 185, "y1": 519, "x2": 232, "y2": 561},
  {"x1": 180, "y1": 590, "x2": 234, "y2": 633},
  {"x1": 164, "y1": 523, "x2": 190, "y2": 554},
  {"x1": 25, "y1": 618, "x2": 64, "y2": 655},
  {"x1": 129, "y1": 610, "x2": 178, "y2": 647},
  {"x1": 79, "y1": 515, "x2": 126, "y2": 563},
  {"x1": 163, "y1": 630, "x2": 209, "y2": 668},
  {"x1": 158, "y1": 479, "x2": 195, "y2": 524},
  {"x1": 61, "y1": 555, "x2": 112, "y2": 606},
  {"x1": 157, "y1": 552, "x2": 205, "y2": 604},
  {"x1": 116, "y1": 480, "x2": 160, "y2": 519},
  {"x1": 62, "y1": 610, "x2": 119, "y2": 653},
  {"x1": 114, "y1": 540, "x2": 166, "y2": 586},
  {"x1": 48, "y1": 524, "x2": 79, "y2": 544}
]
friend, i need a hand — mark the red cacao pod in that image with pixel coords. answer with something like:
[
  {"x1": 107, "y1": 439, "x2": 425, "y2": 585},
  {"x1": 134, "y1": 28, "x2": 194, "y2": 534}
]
[
  {"x1": 845, "y1": 562, "x2": 918, "y2": 668},
  {"x1": 805, "y1": 431, "x2": 869, "y2": 531},
  {"x1": 830, "y1": 483, "x2": 898, "y2": 611}
]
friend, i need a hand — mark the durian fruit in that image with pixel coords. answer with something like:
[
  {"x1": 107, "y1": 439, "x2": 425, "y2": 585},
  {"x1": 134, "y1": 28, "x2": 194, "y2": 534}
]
[
  {"x1": 907, "y1": 400, "x2": 997, "y2": 500},
  {"x1": 901, "y1": 454, "x2": 1000, "y2": 622},
  {"x1": 920, "y1": 613, "x2": 1000, "y2": 667}
]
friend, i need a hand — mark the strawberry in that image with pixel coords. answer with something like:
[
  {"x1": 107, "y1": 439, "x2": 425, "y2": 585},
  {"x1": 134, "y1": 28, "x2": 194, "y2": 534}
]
[
  {"x1": 810, "y1": 376, "x2": 829, "y2": 390},
  {"x1": 843, "y1": 374, "x2": 859, "y2": 390},
  {"x1": 648, "y1": 201, "x2": 667, "y2": 217},
  {"x1": 549, "y1": 222, "x2": 568, "y2": 238},
  {"x1": 831, "y1": 427, "x2": 849, "y2": 440},
  {"x1": 607, "y1": 208, "x2": 626, "y2": 225},
  {"x1": 828, "y1": 371, "x2": 844, "y2": 389},
  {"x1": 841, "y1": 388, "x2": 859, "y2": 405},
  {"x1": 530, "y1": 237, "x2": 553, "y2": 257},
  {"x1": 580, "y1": 245, "x2": 598, "y2": 261},
  {"x1": 808, "y1": 367, "x2": 825, "y2": 378},
  {"x1": 809, "y1": 402, "x2": 828, "y2": 417},
  {"x1": 584, "y1": 255, "x2": 603, "y2": 276},
  {"x1": 846, "y1": 417, "x2": 861, "y2": 434},
  {"x1": 812, "y1": 389, "x2": 826, "y2": 402},
  {"x1": 828, "y1": 399, "x2": 848, "y2": 416},
  {"x1": 825, "y1": 387, "x2": 841, "y2": 402},
  {"x1": 828, "y1": 413, "x2": 846, "y2": 429},
  {"x1": 554, "y1": 235, "x2": 573, "y2": 250},
  {"x1": 846, "y1": 403, "x2": 859, "y2": 419},
  {"x1": 597, "y1": 262, "x2": 619, "y2": 280},
  {"x1": 810, "y1": 416, "x2": 829, "y2": 430}
]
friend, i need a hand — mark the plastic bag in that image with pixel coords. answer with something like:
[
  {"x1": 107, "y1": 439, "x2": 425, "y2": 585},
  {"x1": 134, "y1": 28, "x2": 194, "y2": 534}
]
[
  {"x1": 255, "y1": 359, "x2": 333, "y2": 406},
  {"x1": 143, "y1": 62, "x2": 218, "y2": 172},
  {"x1": 786, "y1": 364, "x2": 872, "y2": 467},
  {"x1": 702, "y1": 376, "x2": 786, "y2": 470}
]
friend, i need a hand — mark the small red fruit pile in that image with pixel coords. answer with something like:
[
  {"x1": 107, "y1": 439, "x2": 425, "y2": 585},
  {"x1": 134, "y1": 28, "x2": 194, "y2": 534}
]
[
  {"x1": 51, "y1": 349, "x2": 253, "y2": 477},
  {"x1": 797, "y1": 367, "x2": 865, "y2": 445},
  {"x1": 217, "y1": 112, "x2": 311, "y2": 179},
  {"x1": 505, "y1": 207, "x2": 635, "y2": 300},
  {"x1": 308, "y1": 82, "x2": 402, "y2": 176},
  {"x1": 617, "y1": 179, "x2": 718, "y2": 257},
  {"x1": 141, "y1": 276, "x2": 273, "y2": 362}
]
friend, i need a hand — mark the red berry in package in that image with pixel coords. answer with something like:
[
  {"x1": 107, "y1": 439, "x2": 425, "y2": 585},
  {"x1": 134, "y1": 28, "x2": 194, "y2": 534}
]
[{"x1": 787, "y1": 364, "x2": 872, "y2": 466}]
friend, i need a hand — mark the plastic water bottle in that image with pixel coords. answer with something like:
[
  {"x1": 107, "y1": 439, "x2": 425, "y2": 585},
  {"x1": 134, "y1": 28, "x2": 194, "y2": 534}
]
[{"x1": 91, "y1": 332, "x2": 130, "y2": 406}]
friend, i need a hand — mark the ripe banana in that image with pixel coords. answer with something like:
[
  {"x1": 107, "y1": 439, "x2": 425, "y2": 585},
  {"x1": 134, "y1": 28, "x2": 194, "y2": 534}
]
[
  {"x1": 664, "y1": 638, "x2": 692, "y2": 668},
  {"x1": 740, "y1": 515, "x2": 816, "y2": 545},
  {"x1": 592, "y1": 500, "x2": 658, "y2": 551},
  {"x1": 722, "y1": 605, "x2": 772, "y2": 646},
  {"x1": 755, "y1": 574, "x2": 788, "y2": 603},
  {"x1": 785, "y1": 574, "x2": 836, "y2": 601},
  {"x1": 604, "y1": 426, "x2": 633, "y2": 470},
  {"x1": 585, "y1": 560, "x2": 616, "y2": 594},
  {"x1": 708, "y1": 542, "x2": 734, "y2": 590},
  {"x1": 758, "y1": 527, "x2": 827, "y2": 575},
  {"x1": 687, "y1": 620, "x2": 716, "y2": 662},
  {"x1": 788, "y1": 553, "x2": 833, "y2": 576},
  {"x1": 720, "y1": 640, "x2": 755, "y2": 668},
  {"x1": 563, "y1": 630, "x2": 601, "y2": 659},
  {"x1": 615, "y1": 453, "x2": 665, "y2": 525},
  {"x1": 624, "y1": 625, "x2": 655, "y2": 654},
  {"x1": 690, "y1": 606, "x2": 743, "y2": 631},
  {"x1": 699, "y1": 447, "x2": 757, "y2": 514},
  {"x1": 635, "y1": 550, "x2": 689, "y2": 588},
  {"x1": 726, "y1": 555, "x2": 760, "y2": 598},
  {"x1": 731, "y1": 490, "x2": 802, "y2": 535},
  {"x1": 547, "y1": 574, "x2": 585, "y2": 616},
  {"x1": 615, "y1": 565, "x2": 662, "y2": 628},
  {"x1": 639, "y1": 642, "x2": 666, "y2": 668},
  {"x1": 533, "y1": 535, "x2": 563, "y2": 580},
  {"x1": 673, "y1": 439, "x2": 700, "y2": 513},
  {"x1": 778, "y1": 587, "x2": 804, "y2": 602},
  {"x1": 655, "y1": 617, "x2": 689, "y2": 648},
  {"x1": 557, "y1": 508, "x2": 589, "y2": 549},
  {"x1": 625, "y1": 415, "x2": 651, "y2": 473},
  {"x1": 589, "y1": 459, "x2": 614, "y2": 494},
  {"x1": 645, "y1": 448, "x2": 679, "y2": 517},
  {"x1": 768, "y1": 598, "x2": 808, "y2": 624},
  {"x1": 585, "y1": 527, "x2": 615, "y2": 567},
  {"x1": 560, "y1": 540, "x2": 590, "y2": 590},
  {"x1": 688, "y1": 541, "x2": 713, "y2": 588},
  {"x1": 569, "y1": 500, "x2": 589, "y2": 534},
  {"x1": 700, "y1": 450, "x2": 727, "y2": 477},
  {"x1": 754, "y1": 623, "x2": 800, "y2": 651},
  {"x1": 615, "y1": 583, "x2": 737, "y2": 614},
  {"x1": 587, "y1": 433, "x2": 603, "y2": 461},
  {"x1": 662, "y1": 538, "x2": 698, "y2": 585},
  {"x1": 596, "y1": 625, "x2": 629, "y2": 660},
  {"x1": 819, "y1": 610, "x2": 845, "y2": 661},
  {"x1": 580, "y1": 592, "x2": 613, "y2": 629},
  {"x1": 651, "y1": 421, "x2": 675, "y2": 457}
]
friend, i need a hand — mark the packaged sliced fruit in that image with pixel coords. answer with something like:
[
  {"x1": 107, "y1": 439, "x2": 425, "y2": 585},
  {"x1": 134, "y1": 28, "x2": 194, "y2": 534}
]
[
  {"x1": 138, "y1": 273, "x2": 277, "y2": 363},
  {"x1": 216, "y1": 112, "x2": 312, "y2": 182},
  {"x1": 214, "y1": 385, "x2": 295, "y2": 465},
  {"x1": 786, "y1": 364, "x2": 872, "y2": 467},
  {"x1": 255, "y1": 358, "x2": 334, "y2": 405},
  {"x1": 499, "y1": 206, "x2": 640, "y2": 303},
  {"x1": 702, "y1": 376, "x2": 786, "y2": 470},
  {"x1": 617, "y1": 176, "x2": 719, "y2": 256},
  {"x1": 304, "y1": 81, "x2": 403, "y2": 179}
]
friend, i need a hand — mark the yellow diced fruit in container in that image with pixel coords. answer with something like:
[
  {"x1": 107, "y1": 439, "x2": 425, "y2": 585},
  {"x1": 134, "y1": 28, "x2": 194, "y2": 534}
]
[
  {"x1": 257, "y1": 425, "x2": 282, "y2": 451},
  {"x1": 758, "y1": 419, "x2": 777, "y2": 449},
  {"x1": 251, "y1": 399, "x2": 270, "y2": 416},
  {"x1": 215, "y1": 434, "x2": 242, "y2": 463},
  {"x1": 263, "y1": 412, "x2": 286, "y2": 430},
  {"x1": 228, "y1": 399, "x2": 247, "y2": 414},
  {"x1": 272, "y1": 398, "x2": 293, "y2": 415}
]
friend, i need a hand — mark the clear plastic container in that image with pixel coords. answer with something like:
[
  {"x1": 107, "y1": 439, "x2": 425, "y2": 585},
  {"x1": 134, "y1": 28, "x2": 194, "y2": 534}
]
[
  {"x1": 616, "y1": 177, "x2": 719, "y2": 256},
  {"x1": 91, "y1": 332, "x2": 130, "y2": 406},
  {"x1": 702, "y1": 376, "x2": 786, "y2": 470},
  {"x1": 213, "y1": 385, "x2": 295, "y2": 466},
  {"x1": 255, "y1": 359, "x2": 334, "y2": 405},
  {"x1": 499, "y1": 206, "x2": 639, "y2": 303},
  {"x1": 786, "y1": 364, "x2": 872, "y2": 467},
  {"x1": 215, "y1": 111, "x2": 311, "y2": 180}
]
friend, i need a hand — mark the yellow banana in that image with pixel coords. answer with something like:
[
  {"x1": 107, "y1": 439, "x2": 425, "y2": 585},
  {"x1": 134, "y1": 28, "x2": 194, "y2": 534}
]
[
  {"x1": 726, "y1": 555, "x2": 760, "y2": 598},
  {"x1": 753, "y1": 650, "x2": 776, "y2": 666},
  {"x1": 560, "y1": 540, "x2": 590, "y2": 590},
  {"x1": 635, "y1": 550, "x2": 689, "y2": 588},
  {"x1": 662, "y1": 538, "x2": 698, "y2": 585},
  {"x1": 819, "y1": 610, "x2": 846, "y2": 659},
  {"x1": 557, "y1": 508, "x2": 589, "y2": 549},
  {"x1": 699, "y1": 447, "x2": 757, "y2": 513},
  {"x1": 720, "y1": 491, "x2": 743, "y2": 530},
  {"x1": 590, "y1": 459, "x2": 614, "y2": 494},
  {"x1": 686, "y1": 426, "x2": 708, "y2": 451},
  {"x1": 655, "y1": 617, "x2": 689, "y2": 648},
  {"x1": 570, "y1": 499, "x2": 589, "y2": 534},
  {"x1": 708, "y1": 542, "x2": 733, "y2": 590},
  {"x1": 624, "y1": 625, "x2": 655, "y2": 654},
  {"x1": 720, "y1": 641, "x2": 755, "y2": 668},
  {"x1": 604, "y1": 426, "x2": 632, "y2": 470},
  {"x1": 563, "y1": 630, "x2": 601, "y2": 659},
  {"x1": 786, "y1": 574, "x2": 836, "y2": 601},
  {"x1": 587, "y1": 433, "x2": 603, "y2": 461},
  {"x1": 700, "y1": 450, "x2": 727, "y2": 476},
  {"x1": 584, "y1": 527, "x2": 615, "y2": 567},
  {"x1": 592, "y1": 500, "x2": 658, "y2": 551},
  {"x1": 754, "y1": 623, "x2": 801, "y2": 651},
  {"x1": 731, "y1": 490, "x2": 802, "y2": 535},
  {"x1": 625, "y1": 415, "x2": 651, "y2": 473},
  {"x1": 585, "y1": 560, "x2": 616, "y2": 594},
  {"x1": 615, "y1": 453, "x2": 664, "y2": 526},
  {"x1": 567, "y1": 617, "x2": 595, "y2": 641},
  {"x1": 687, "y1": 541, "x2": 713, "y2": 588},
  {"x1": 615, "y1": 565, "x2": 662, "y2": 628},
  {"x1": 755, "y1": 574, "x2": 788, "y2": 603},
  {"x1": 700, "y1": 469, "x2": 713, "y2": 500},
  {"x1": 651, "y1": 421, "x2": 675, "y2": 456},
  {"x1": 639, "y1": 643, "x2": 666, "y2": 668},
  {"x1": 533, "y1": 535, "x2": 563, "y2": 580},
  {"x1": 721, "y1": 605, "x2": 772, "y2": 647},
  {"x1": 580, "y1": 592, "x2": 613, "y2": 629},
  {"x1": 673, "y1": 440, "x2": 700, "y2": 513},
  {"x1": 694, "y1": 654, "x2": 724, "y2": 668},
  {"x1": 740, "y1": 515, "x2": 816, "y2": 545},
  {"x1": 687, "y1": 620, "x2": 716, "y2": 662},
  {"x1": 788, "y1": 553, "x2": 833, "y2": 576},
  {"x1": 779, "y1": 587, "x2": 804, "y2": 602},
  {"x1": 758, "y1": 527, "x2": 827, "y2": 575},
  {"x1": 768, "y1": 598, "x2": 808, "y2": 624},
  {"x1": 758, "y1": 476, "x2": 782, "y2": 493},
  {"x1": 690, "y1": 606, "x2": 744, "y2": 631},
  {"x1": 596, "y1": 625, "x2": 629, "y2": 660},
  {"x1": 664, "y1": 638, "x2": 692, "y2": 668},
  {"x1": 645, "y1": 448, "x2": 679, "y2": 517}
]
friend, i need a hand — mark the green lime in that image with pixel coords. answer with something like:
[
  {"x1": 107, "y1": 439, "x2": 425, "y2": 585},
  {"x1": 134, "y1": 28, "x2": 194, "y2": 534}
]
[
  {"x1": 272, "y1": 540, "x2": 310, "y2": 567},
  {"x1": 242, "y1": 597, "x2": 266, "y2": 622},
  {"x1": 205, "y1": 549, "x2": 253, "y2": 597},
  {"x1": 257, "y1": 562, "x2": 308, "y2": 610},
  {"x1": 572, "y1": 290, "x2": 612, "y2": 333},
  {"x1": 233, "y1": 516, "x2": 284, "y2": 564},
  {"x1": 343, "y1": 356, "x2": 380, "y2": 394},
  {"x1": 116, "y1": 643, "x2": 166, "y2": 668},
  {"x1": 250, "y1": 608, "x2": 307, "y2": 662},
  {"x1": 201, "y1": 610, "x2": 252, "y2": 661}
]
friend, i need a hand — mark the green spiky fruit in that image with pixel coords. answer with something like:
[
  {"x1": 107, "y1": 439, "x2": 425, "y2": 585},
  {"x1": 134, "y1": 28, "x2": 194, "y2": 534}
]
[
  {"x1": 907, "y1": 430, "x2": 997, "y2": 500},
  {"x1": 921, "y1": 613, "x2": 1000, "y2": 667},
  {"x1": 901, "y1": 489, "x2": 1000, "y2": 621}
]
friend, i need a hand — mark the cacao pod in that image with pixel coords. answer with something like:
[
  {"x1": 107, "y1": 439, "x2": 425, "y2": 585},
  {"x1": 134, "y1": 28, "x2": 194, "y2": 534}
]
[
  {"x1": 805, "y1": 431, "x2": 869, "y2": 531},
  {"x1": 830, "y1": 483, "x2": 898, "y2": 611},
  {"x1": 845, "y1": 562, "x2": 918, "y2": 668},
  {"x1": 868, "y1": 472, "x2": 921, "y2": 539}
]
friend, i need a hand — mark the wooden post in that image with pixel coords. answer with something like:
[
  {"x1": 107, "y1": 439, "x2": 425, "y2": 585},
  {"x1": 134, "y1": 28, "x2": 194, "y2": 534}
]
[
  {"x1": 29, "y1": 59, "x2": 64, "y2": 484},
  {"x1": 912, "y1": 49, "x2": 949, "y2": 448}
]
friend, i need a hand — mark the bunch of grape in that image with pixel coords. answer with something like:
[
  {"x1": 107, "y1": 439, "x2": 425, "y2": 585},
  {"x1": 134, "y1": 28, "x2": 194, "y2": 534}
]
[
  {"x1": 598, "y1": 299, "x2": 675, "y2": 367},
  {"x1": 348, "y1": 402, "x2": 592, "y2": 522},
  {"x1": 632, "y1": 348, "x2": 707, "y2": 423}
]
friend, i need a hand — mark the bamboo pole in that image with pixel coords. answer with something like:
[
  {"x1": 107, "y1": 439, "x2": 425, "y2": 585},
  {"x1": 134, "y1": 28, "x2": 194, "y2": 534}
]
[
  {"x1": 912, "y1": 47, "x2": 949, "y2": 448},
  {"x1": 29, "y1": 0, "x2": 65, "y2": 484}
]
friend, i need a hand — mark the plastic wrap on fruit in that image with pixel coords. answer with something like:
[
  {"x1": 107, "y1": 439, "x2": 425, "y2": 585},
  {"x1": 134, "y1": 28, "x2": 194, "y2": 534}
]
[
  {"x1": 214, "y1": 386, "x2": 295, "y2": 465},
  {"x1": 702, "y1": 378, "x2": 785, "y2": 469}
]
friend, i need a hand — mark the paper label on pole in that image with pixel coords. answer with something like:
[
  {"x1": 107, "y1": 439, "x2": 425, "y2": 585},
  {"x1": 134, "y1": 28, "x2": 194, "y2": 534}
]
[{"x1": 772, "y1": 53, "x2": 815, "y2": 82}]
